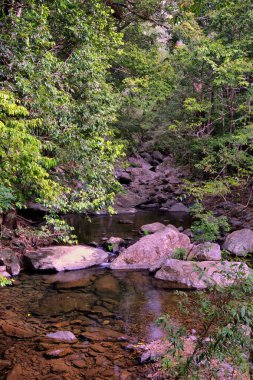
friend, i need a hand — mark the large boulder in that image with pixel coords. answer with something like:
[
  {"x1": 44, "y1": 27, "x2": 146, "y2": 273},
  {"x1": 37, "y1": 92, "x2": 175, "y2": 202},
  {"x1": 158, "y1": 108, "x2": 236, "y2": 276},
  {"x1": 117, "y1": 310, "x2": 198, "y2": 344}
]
[
  {"x1": 110, "y1": 226, "x2": 191, "y2": 270},
  {"x1": 140, "y1": 222, "x2": 165, "y2": 234},
  {"x1": 155, "y1": 259, "x2": 251, "y2": 289},
  {"x1": 24, "y1": 245, "x2": 108, "y2": 272},
  {"x1": 223, "y1": 229, "x2": 253, "y2": 256},
  {"x1": 190, "y1": 243, "x2": 221, "y2": 261}
]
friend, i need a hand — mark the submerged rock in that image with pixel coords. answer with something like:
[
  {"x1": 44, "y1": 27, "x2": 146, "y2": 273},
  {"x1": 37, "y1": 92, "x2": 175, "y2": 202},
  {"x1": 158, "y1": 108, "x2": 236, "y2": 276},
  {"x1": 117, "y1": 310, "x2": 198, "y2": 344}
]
[
  {"x1": 24, "y1": 245, "x2": 108, "y2": 272},
  {"x1": 110, "y1": 226, "x2": 191, "y2": 270},
  {"x1": 1, "y1": 321, "x2": 36, "y2": 339},
  {"x1": 46, "y1": 331, "x2": 77, "y2": 343},
  {"x1": 223, "y1": 229, "x2": 253, "y2": 256},
  {"x1": 155, "y1": 259, "x2": 251, "y2": 289},
  {"x1": 94, "y1": 274, "x2": 120, "y2": 296},
  {"x1": 140, "y1": 222, "x2": 165, "y2": 234}
]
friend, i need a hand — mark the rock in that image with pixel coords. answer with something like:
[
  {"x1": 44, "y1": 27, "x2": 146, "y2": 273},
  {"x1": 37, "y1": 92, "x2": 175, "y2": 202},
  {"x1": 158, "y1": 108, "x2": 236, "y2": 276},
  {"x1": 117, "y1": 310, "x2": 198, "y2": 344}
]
[
  {"x1": 117, "y1": 171, "x2": 132, "y2": 185},
  {"x1": 155, "y1": 259, "x2": 251, "y2": 289},
  {"x1": 152, "y1": 151, "x2": 164, "y2": 162},
  {"x1": 31, "y1": 293, "x2": 95, "y2": 316},
  {"x1": 54, "y1": 277, "x2": 91, "y2": 289},
  {"x1": 1, "y1": 321, "x2": 36, "y2": 339},
  {"x1": 45, "y1": 348, "x2": 72, "y2": 358},
  {"x1": 106, "y1": 237, "x2": 124, "y2": 253},
  {"x1": 7, "y1": 364, "x2": 23, "y2": 380},
  {"x1": 110, "y1": 226, "x2": 191, "y2": 270},
  {"x1": 0, "y1": 265, "x2": 11, "y2": 278},
  {"x1": 0, "y1": 249, "x2": 20, "y2": 276},
  {"x1": 72, "y1": 360, "x2": 87, "y2": 369},
  {"x1": 169, "y1": 202, "x2": 189, "y2": 213},
  {"x1": 191, "y1": 243, "x2": 222, "y2": 261},
  {"x1": 80, "y1": 327, "x2": 132, "y2": 342},
  {"x1": 46, "y1": 331, "x2": 77, "y2": 343},
  {"x1": 115, "y1": 191, "x2": 147, "y2": 209},
  {"x1": 50, "y1": 360, "x2": 69, "y2": 374},
  {"x1": 140, "y1": 222, "x2": 165, "y2": 234},
  {"x1": 223, "y1": 229, "x2": 253, "y2": 256},
  {"x1": 118, "y1": 219, "x2": 133, "y2": 224},
  {"x1": 24, "y1": 245, "x2": 108, "y2": 272},
  {"x1": 94, "y1": 274, "x2": 120, "y2": 296}
]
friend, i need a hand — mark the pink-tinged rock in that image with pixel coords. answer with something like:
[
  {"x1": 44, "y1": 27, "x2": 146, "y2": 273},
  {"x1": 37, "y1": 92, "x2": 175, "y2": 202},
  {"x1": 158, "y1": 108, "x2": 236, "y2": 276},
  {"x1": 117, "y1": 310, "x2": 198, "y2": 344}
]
[
  {"x1": 110, "y1": 226, "x2": 191, "y2": 270},
  {"x1": 155, "y1": 259, "x2": 251, "y2": 289},
  {"x1": 190, "y1": 243, "x2": 221, "y2": 261},
  {"x1": 223, "y1": 229, "x2": 253, "y2": 256},
  {"x1": 24, "y1": 245, "x2": 108, "y2": 272},
  {"x1": 46, "y1": 331, "x2": 77, "y2": 343}
]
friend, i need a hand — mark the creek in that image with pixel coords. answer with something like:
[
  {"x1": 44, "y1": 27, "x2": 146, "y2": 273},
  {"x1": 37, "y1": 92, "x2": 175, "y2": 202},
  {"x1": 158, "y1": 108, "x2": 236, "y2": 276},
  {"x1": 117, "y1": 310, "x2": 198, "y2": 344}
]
[{"x1": 0, "y1": 210, "x2": 192, "y2": 379}]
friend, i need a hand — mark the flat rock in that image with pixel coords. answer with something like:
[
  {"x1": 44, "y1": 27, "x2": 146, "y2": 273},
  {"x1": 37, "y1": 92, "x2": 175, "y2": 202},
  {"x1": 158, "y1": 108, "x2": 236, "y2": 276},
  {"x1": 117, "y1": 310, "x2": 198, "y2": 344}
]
[
  {"x1": 31, "y1": 293, "x2": 95, "y2": 316},
  {"x1": 155, "y1": 259, "x2": 251, "y2": 289},
  {"x1": 24, "y1": 245, "x2": 108, "y2": 272},
  {"x1": 94, "y1": 274, "x2": 120, "y2": 296},
  {"x1": 1, "y1": 321, "x2": 36, "y2": 339},
  {"x1": 140, "y1": 222, "x2": 165, "y2": 234},
  {"x1": 45, "y1": 347, "x2": 73, "y2": 358},
  {"x1": 80, "y1": 327, "x2": 131, "y2": 342},
  {"x1": 110, "y1": 226, "x2": 191, "y2": 270},
  {"x1": 223, "y1": 229, "x2": 253, "y2": 256},
  {"x1": 46, "y1": 331, "x2": 77, "y2": 343},
  {"x1": 54, "y1": 277, "x2": 91, "y2": 289}
]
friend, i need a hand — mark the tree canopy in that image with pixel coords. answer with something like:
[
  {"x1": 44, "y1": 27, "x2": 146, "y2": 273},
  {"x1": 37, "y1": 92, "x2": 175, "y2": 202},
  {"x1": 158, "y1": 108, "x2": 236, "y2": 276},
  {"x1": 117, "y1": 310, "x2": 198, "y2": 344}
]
[{"x1": 0, "y1": 0, "x2": 252, "y2": 212}]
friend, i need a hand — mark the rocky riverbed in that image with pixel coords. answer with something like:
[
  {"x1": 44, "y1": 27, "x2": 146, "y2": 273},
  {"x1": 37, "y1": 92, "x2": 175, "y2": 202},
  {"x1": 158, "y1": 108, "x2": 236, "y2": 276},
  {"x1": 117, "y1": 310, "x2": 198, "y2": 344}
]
[{"x1": 0, "y1": 268, "x2": 196, "y2": 380}]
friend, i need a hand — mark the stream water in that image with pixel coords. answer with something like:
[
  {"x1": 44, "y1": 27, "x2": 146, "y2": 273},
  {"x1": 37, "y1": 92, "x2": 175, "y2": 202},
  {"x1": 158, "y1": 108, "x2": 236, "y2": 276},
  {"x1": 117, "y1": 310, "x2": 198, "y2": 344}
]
[{"x1": 0, "y1": 210, "x2": 192, "y2": 380}]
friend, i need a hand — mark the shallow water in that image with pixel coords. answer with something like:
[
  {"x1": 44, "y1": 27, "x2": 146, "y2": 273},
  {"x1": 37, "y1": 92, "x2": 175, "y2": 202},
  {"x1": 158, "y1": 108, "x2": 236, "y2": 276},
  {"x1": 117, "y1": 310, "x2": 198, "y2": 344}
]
[
  {"x1": 0, "y1": 210, "x2": 192, "y2": 379},
  {"x1": 0, "y1": 268, "x2": 193, "y2": 379}
]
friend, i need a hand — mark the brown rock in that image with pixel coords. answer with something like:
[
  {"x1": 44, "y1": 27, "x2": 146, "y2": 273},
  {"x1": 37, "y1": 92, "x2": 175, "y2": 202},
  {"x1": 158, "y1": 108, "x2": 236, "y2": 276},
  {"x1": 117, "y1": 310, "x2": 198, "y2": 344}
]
[
  {"x1": 2, "y1": 322, "x2": 36, "y2": 339},
  {"x1": 7, "y1": 364, "x2": 23, "y2": 380},
  {"x1": 72, "y1": 359, "x2": 87, "y2": 368},
  {"x1": 45, "y1": 348, "x2": 73, "y2": 358},
  {"x1": 50, "y1": 360, "x2": 69, "y2": 374},
  {"x1": 94, "y1": 274, "x2": 120, "y2": 296}
]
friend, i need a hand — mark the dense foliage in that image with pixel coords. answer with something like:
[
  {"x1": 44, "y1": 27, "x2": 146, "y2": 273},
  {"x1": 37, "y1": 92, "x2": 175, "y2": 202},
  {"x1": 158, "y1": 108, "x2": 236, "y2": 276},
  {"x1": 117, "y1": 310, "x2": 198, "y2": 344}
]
[
  {"x1": 0, "y1": 0, "x2": 252, "y2": 210},
  {"x1": 0, "y1": 0, "x2": 124, "y2": 213}
]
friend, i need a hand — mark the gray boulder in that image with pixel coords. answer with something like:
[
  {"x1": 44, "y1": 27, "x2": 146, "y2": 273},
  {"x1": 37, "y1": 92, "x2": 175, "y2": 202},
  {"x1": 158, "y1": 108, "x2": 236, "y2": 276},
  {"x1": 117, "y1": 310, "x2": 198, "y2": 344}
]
[
  {"x1": 24, "y1": 245, "x2": 108, "y2": 272},
  {"x1": 110, "y1": 226, "x2": 191, "y2": 270},
  {"x1": 223, "y1": 229, "x2": 253, "y2": 256},
  {"x1": 155, "y1": 259, "x2": 251, "y2": 289}
]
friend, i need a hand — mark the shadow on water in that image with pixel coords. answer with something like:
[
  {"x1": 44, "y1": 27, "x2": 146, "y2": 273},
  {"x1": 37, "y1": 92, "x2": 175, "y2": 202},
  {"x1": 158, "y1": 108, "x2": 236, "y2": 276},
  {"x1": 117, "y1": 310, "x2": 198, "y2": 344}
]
[{"x1": 65, "y1": 209, "x2": 191, "y2": 244}]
